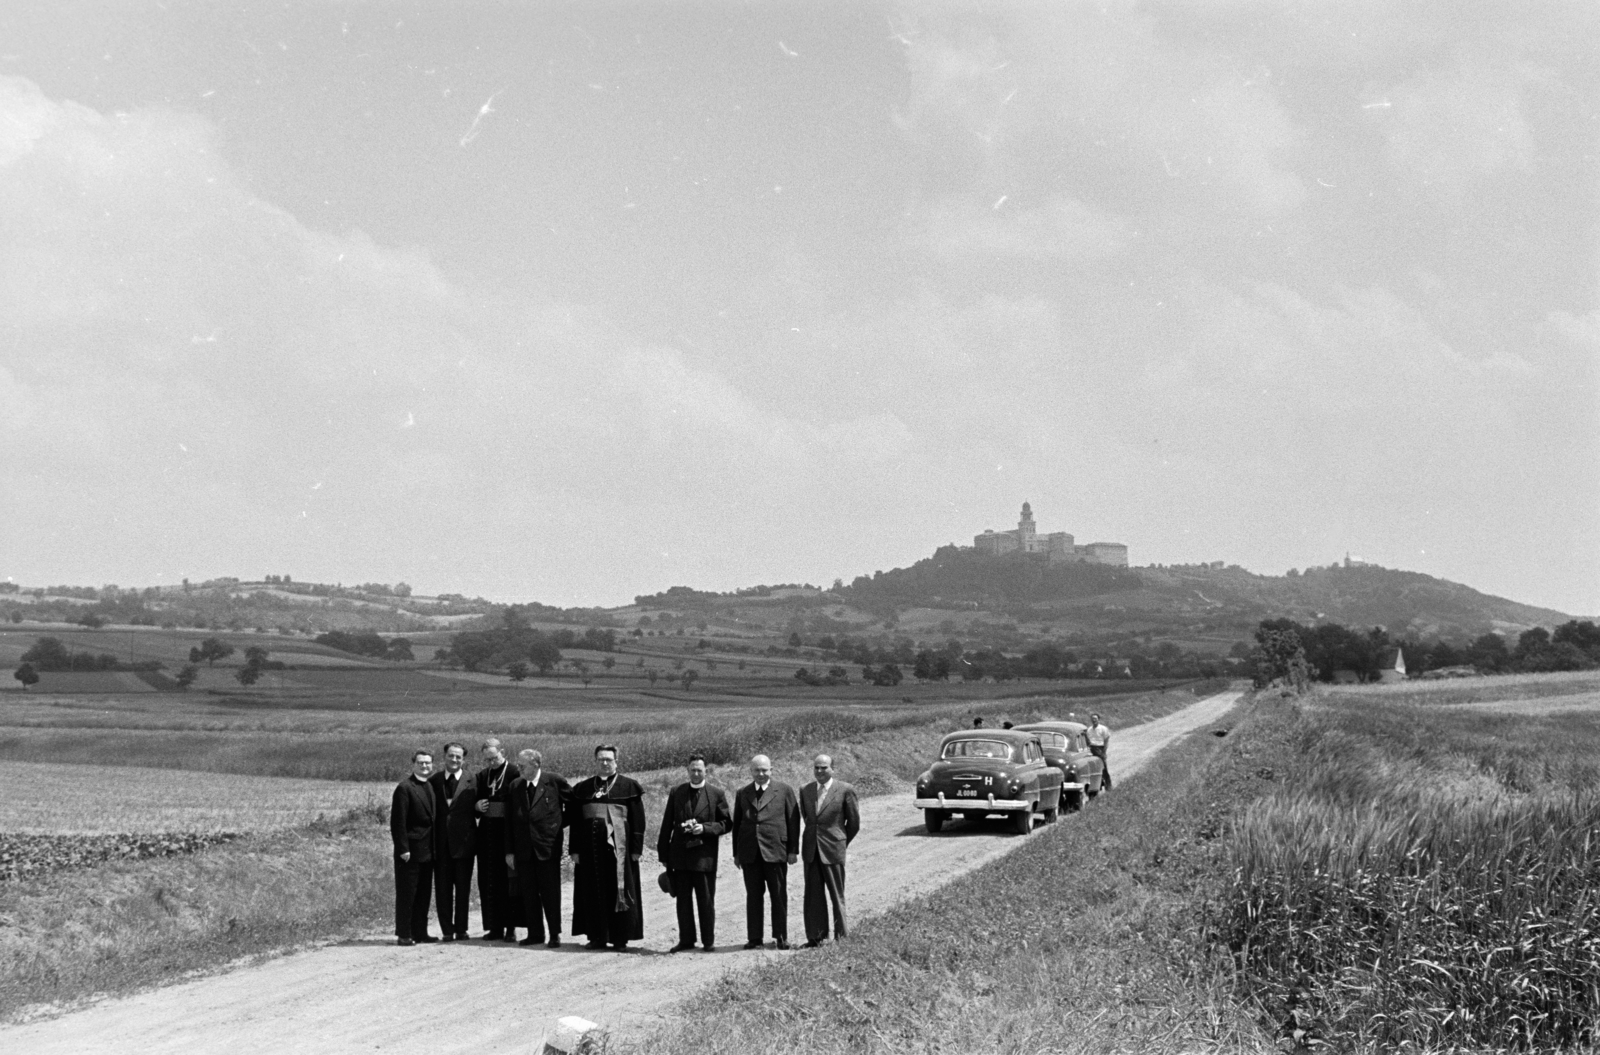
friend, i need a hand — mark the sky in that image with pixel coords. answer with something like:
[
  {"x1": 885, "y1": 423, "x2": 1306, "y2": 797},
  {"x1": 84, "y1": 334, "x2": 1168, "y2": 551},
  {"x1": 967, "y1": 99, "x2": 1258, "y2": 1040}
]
[{"x1": 0, "y1": 1, "x2": 1596, "y2": 615}]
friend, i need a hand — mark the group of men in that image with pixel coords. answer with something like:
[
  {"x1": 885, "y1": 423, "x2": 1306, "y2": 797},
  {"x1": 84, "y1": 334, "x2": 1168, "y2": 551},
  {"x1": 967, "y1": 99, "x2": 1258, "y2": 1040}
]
[{"x1": 389, "y1": 739, "x2": 861, "y2": 953}]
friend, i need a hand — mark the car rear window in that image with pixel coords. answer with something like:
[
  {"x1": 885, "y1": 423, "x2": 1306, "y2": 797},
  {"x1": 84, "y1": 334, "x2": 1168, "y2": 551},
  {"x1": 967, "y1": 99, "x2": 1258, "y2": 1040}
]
[
  {"x1": 942, "y1": 739, "x2": 1014, "y2": 760},
  {"x1": 1035, "y1": 732, "x2": 1068, "y2": 749}
]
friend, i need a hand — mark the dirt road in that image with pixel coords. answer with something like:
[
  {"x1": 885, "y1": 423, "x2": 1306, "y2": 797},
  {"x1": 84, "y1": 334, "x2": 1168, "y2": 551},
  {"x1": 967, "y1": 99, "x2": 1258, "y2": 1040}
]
[{"x1": 4, "y1": 689, "x2": 1243, "y2": 1054}]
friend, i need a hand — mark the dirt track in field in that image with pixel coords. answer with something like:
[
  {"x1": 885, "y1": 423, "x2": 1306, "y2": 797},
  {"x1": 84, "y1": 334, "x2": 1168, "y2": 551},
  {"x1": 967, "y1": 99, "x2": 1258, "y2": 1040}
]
[{"x1": 2, "y1": 689, "x2": 1244, "y2": 1054}]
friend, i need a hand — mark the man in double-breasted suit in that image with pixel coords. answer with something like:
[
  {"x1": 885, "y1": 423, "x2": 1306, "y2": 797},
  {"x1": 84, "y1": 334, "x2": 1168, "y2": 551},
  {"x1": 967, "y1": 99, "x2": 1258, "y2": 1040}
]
[
  {"x1": 799, "y1": 753, "x2": 861, "y2": 947},
  {"x1": 390, "y1": 749, "x2": 438, "y2": 946},
  {"x1": 429, "y1": 741, "x2": 477, "y2": 941},
  {"x1": 504, "y1": 748, "x2": 571, "y2": 947},
  {"x1": 657, "y1": 752, "x2": 733, "y2": 952},
  {"x1": 730, "y1": 753, "x2": 800, "y2": 950}
]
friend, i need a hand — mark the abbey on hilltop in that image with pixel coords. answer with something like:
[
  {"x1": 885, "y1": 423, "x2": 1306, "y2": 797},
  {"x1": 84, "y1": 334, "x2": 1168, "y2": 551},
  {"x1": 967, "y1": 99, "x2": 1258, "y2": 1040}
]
[{"x1": 972, "y1": 502, "x2": 1128, "y2": 566}]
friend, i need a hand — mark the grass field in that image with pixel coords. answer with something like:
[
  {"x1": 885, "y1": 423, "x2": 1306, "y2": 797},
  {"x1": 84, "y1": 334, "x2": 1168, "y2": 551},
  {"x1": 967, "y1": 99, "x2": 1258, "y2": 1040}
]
[
  {"x1": 0, "y1": 679, "x2": 1213, "y2": 783},
  {"x1": 1213, "y1": 676, "x2": 1600, "y2": 1051},
  {"x1": 0, "y1": 810, "x2": 390, "y2": 1021},
  {"x1": 0, "y1": 763, "x2": 388, "y2": 833}
]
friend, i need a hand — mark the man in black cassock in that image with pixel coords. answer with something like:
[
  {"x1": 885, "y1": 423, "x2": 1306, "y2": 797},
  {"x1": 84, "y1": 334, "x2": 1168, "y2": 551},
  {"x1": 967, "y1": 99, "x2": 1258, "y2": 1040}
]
[
  {"x1": 472, "y1": 737, "x2": 521, "y2": 941},
  {"x1": 567, "y1": 743, "x2": 646, "y2": 950}
]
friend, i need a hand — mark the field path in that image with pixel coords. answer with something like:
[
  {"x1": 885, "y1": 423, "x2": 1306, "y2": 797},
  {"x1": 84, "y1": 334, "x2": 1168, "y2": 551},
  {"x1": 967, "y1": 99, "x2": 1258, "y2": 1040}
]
[{"x1": 3, "y1": 689, "x2": 1243, "y2": 1053}]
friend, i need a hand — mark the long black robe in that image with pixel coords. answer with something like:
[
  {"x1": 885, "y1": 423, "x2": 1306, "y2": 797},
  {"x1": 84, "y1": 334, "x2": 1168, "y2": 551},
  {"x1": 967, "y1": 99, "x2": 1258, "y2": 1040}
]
[{"x1": 567, "y1": 773, "x2": 646, "y2": 944}]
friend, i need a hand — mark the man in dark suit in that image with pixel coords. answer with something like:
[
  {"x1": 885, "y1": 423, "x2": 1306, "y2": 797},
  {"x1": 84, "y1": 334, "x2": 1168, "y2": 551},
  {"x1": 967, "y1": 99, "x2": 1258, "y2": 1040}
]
[
  {"x1": 472, "y1": 737, "x2": 520, "y2": 941},
  {"x1": 730, "y1": 753, "x2": 799, "y2": 950},
  {"x1": 390, "y1": 749, "x2": 438, "y2": 946},
  {"x1": 504, "y1": 748, "x2": 570, "y2": 948},
  {"x1": 657, "y1": 752, "x2": 732, "y2": 952},
  {"x1": 429, "y1": 741, "x2": 477, "y2": 941},
  {"x1": 799, "y1": 753, "x2": 861, "y2": 948}
]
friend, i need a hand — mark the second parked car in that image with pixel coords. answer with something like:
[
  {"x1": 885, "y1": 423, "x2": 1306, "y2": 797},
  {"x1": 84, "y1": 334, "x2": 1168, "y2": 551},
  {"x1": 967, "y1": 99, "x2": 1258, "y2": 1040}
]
[{"x1": 1014, "y1": 721, "x2": 1104, "y2": 811}]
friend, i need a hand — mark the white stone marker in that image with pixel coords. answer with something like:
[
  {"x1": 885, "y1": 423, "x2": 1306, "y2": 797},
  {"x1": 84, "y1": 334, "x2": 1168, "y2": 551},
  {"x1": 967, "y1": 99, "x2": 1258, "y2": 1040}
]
[{"x1": 541, "y1": 1015, "x2": 603, "y2": 1055}]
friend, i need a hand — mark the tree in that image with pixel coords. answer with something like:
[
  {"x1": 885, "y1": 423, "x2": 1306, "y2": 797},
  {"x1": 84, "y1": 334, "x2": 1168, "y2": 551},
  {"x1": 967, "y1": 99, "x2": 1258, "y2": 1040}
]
[
  {"x1": 244, "y1": 645, "x2": 270, "y2": 668},
  {"x1": 433, "y1": 648, "x2": 456, "y2": 669},
  {"x1": 788, "y1": 632, "x2": 804, "y2": 647},
  {"x1": 872, "y1": 663, "x2": 904, "y2": 686},
  {"x1": 386, "y1": 638, "x2": 415, "y2": 661},
  {"x1": 174, "y1": 664, "x2": 198, "y2": 690},
  {"x1": 507, "y1": 661, "x2": 530, "y2": 682},
  {"x1": 235, "y1": 665, "x2": 263, "y2": 686},
  {"x1": 602, "y1": 655, "x2": 616, "y2": 672},
  {"x1": 681, "y1": 669, "x2": 698, "y2": 690},
  {"x1": 527, "y1": 639, "x2": 562, "y2": 674},
  {"x1": 75, "y1": 611, "x2": 107, "y2": 629},
  {"x1": 192, "y1": 637, "x2": 235, "y2": 667},
  {"x1": 13, "y1": 663, "x2": 39, "y2": 690},
  {"x1": 1252, "y1": 623, "x2": 1311, "y2": 692}
]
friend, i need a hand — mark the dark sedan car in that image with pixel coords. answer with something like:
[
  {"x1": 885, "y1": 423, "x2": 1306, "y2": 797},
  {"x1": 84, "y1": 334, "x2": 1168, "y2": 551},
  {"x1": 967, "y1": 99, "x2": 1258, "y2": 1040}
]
[
  {"x1": 1015, "y1": 721, "x2": 1105, "y2": 811},
  {"x1": 914, "y1": 729, "x2": 1065, "y2": 834}
]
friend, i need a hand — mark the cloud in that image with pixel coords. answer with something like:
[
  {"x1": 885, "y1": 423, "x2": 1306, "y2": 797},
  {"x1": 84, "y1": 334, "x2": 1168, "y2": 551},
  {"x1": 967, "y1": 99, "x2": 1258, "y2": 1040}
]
[
  {"x1": 917, "y1": 193, "x2": 1130, "y2": 263},
  {"x1": 893, "y1": 4, "x2": 1306, "y2": 228},
  {"x1": 0, "y1": 75, "x2": 912, "y2": 598},
  {"x1": 1372, "y1": 57, "x2": 1536, "y2": 191}
]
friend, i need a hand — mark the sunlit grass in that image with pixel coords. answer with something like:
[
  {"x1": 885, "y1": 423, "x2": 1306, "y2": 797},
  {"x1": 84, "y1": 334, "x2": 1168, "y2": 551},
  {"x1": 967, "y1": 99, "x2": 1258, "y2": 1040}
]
[{"x1": 1211, "y1": 695, "x2": 1600, "y2": 1052}]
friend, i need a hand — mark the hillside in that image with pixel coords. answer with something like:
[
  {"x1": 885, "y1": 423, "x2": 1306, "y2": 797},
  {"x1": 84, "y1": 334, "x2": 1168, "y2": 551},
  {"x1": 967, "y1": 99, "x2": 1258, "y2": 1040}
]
[
  {"x1": 831, "y1": 547, "x2": 1567, "y2": 643},
  {"x1": 0, "y1": 552, "x2": 1571, "y2": 667}
]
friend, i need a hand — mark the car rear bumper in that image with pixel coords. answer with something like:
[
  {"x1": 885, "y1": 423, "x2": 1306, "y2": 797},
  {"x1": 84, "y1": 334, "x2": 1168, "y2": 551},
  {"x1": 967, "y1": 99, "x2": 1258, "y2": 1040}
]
[
  {"x1": 915, "y1": 794, "x2": 1031, "y2": 812},
  {"x1": 1061, "y1": 782, "x2": 1085, "y2": 791}
]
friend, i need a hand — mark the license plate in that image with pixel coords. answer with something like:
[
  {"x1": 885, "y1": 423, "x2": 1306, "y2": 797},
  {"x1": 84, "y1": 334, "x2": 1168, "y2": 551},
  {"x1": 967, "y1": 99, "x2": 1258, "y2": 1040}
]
[{"x1": 956, "y1": 789, "x2": 978, "y2": 797}]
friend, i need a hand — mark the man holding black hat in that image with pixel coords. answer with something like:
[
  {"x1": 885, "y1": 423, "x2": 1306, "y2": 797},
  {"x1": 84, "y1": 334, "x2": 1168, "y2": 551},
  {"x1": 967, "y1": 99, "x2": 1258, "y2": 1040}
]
[{"x1": 657, "y1": 752, "x2": 732, "y2": 952}]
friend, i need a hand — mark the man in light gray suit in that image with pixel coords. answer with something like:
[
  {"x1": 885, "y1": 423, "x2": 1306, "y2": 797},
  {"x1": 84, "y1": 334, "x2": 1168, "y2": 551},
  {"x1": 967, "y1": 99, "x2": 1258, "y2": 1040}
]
[{"x1": 799, "y1": 753, "x2": 860, "y2": 948}]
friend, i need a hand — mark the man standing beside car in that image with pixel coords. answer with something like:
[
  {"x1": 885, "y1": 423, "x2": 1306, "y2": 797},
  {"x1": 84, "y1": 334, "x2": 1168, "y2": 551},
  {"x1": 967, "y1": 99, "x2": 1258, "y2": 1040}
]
[
  {"x1": 1086, "y1": 714, "x2": 1112, "y2": 791},
  {"x1": 430, "y1": 741, "x2": 477, "y2": 941},
  {"x1": 799, "y1": 753, "x2": 860, "y2": 948},
  {"x1": 391, "y1": 749, "x2": 438, "y2": 946},
  {"x1": 731, "y1": 753, "x2": 799, "y2": 950},
  {"x1": 658, "y1": 752, "x2": 732, "y2": 952}
]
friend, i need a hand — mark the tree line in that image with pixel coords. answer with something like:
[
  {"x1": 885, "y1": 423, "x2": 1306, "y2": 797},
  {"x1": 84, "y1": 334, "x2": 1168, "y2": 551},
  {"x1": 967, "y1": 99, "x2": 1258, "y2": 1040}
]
[{"x1": 1250, "y1": 617, "x2": 1600, "y2": 687}]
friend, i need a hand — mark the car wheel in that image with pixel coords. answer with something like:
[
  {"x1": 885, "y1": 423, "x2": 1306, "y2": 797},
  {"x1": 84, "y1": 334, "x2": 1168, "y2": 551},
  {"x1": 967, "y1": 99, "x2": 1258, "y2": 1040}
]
[
  {"x1": 1043, "y1": 803, "x2": 1059, "y2": 824},
  {"x1": 1012, "y1": 809, "x2": 1032, "y2": 835},
  {"x1": 1086, "y1": 773, "x2": 1102, "y2": 798},
  {"x1": 924, "y1": 809, "x2": 946, "y2": 833}
]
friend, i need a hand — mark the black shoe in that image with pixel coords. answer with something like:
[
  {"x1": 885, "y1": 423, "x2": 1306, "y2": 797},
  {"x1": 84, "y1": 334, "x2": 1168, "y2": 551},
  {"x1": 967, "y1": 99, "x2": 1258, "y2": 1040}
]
[
  {"x1": 743, "y1": 941, "x2": 762, "y2": 950},
  {"x1": 415, "y1": 934, "x2": 439, "y2": 944},
  {"x1": 701, "y1": 943, "x2": 714, "y2": 951},
  {"x1": 670, "y1": 942, "x2": 697, "y2": 953},
  {"x1": 484, "y1": 930, "x2": 503, "y2": 941},
  {"x1": 775, "y1": 940, "x2": 791, "y2": 950},
  {"x1": 519, "y1": 937, "x2": 542, "y2": 947},
  {"x1": 395, "y1": 938, "x2": 415, "y2": 947},
  {"x1": 547, "y1": 937, "x2": 562, "y2": 948},
  {"x1": 610, "y1": 942, "x2": 629, "y2": 951},
  {"x1": 441, "y1": 932, "x2": 458, "y2": 942},
  {"x1": 501, "y1": 931, "x2": 518, "y2": 943},
  {"x1": 455, "y1": 931, "x2": 471, "y2": 941},
  {"x1": 803, "y1": 940, "x2": 823, "y2": 948},
  {"x1": 585, "y1": 940, "x2": 607, "y2": 950}
]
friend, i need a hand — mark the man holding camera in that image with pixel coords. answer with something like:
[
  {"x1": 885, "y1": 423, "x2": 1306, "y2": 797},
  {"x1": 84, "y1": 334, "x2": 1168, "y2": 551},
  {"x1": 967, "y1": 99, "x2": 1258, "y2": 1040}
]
[{"x1": 657, "y1": 752, "x2": 732, "y2": 952}]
